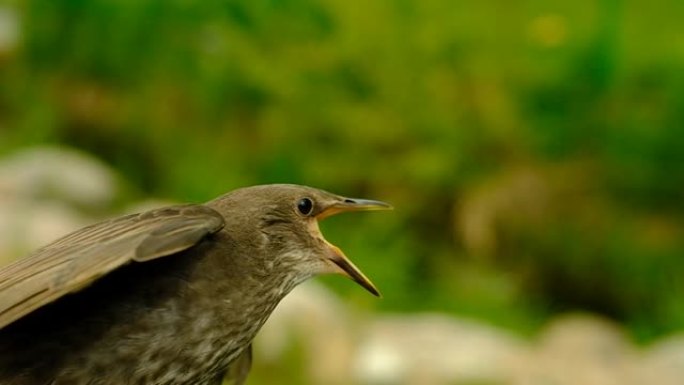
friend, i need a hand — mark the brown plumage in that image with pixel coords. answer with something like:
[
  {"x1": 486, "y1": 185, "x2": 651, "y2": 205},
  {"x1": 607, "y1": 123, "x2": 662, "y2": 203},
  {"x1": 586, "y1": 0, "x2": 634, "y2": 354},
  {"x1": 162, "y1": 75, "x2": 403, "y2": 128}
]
[{"x1": 0, "y1": 184, "x2": 391, "y2": 385}]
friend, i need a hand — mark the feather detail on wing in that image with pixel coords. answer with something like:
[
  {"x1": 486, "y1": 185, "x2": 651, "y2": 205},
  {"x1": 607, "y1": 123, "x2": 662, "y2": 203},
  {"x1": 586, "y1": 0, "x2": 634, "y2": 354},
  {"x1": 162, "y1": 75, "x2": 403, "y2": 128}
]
[{"x1": 0, "y1": 204, "x2": 224, "y2": 329}]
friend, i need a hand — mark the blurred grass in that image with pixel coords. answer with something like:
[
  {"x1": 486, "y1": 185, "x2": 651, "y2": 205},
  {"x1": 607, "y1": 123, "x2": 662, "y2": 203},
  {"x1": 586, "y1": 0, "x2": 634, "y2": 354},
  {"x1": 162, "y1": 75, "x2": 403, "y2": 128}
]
[{"x1": 0, "y1": 0, "x2": 683, "y2": 343}]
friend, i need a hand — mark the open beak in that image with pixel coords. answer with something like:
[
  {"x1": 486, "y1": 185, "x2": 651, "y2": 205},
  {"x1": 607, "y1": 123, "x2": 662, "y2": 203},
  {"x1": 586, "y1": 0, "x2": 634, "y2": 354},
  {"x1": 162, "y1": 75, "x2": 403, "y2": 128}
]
[{"x1": 317, "y1": 197, "x2": 392, "y2": 297}]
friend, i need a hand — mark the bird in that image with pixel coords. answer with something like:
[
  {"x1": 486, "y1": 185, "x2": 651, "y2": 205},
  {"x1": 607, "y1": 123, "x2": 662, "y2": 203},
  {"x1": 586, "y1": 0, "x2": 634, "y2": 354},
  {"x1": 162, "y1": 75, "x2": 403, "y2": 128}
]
[{"x1": 0, "y1": 184, "x2": 391, "y2": 385}]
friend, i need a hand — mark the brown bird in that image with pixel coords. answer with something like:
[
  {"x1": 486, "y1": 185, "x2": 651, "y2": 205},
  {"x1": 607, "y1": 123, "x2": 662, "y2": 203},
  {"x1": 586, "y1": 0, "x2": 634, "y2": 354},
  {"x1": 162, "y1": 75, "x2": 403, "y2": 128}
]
[{"x1": 0, "y1": 184, "x2": 391, "y2": 385}]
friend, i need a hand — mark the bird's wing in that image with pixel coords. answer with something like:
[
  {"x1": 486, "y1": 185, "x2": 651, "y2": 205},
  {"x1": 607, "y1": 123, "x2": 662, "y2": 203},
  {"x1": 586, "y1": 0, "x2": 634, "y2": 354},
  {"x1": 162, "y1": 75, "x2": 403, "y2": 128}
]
[
  {"x1": 224, "y1": 344, "x2": 252, "y2": 385},
  {"x1": 0, "y1": 204, "x2": 225, "y2": 329}
]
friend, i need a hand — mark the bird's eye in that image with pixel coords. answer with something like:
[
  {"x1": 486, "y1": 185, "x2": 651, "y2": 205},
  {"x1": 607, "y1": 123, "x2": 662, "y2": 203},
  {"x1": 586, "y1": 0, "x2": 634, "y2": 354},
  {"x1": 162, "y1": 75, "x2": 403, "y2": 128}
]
[{"x1": 297, "y1": 198, "x2": 314, "y2": 216}]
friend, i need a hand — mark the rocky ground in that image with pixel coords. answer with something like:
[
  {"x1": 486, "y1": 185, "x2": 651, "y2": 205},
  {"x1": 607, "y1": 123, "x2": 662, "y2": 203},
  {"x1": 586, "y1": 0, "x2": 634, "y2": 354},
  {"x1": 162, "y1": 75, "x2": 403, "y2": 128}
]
[{"x1": 1, "y1": 146, "x2": 682, "y2": 385}]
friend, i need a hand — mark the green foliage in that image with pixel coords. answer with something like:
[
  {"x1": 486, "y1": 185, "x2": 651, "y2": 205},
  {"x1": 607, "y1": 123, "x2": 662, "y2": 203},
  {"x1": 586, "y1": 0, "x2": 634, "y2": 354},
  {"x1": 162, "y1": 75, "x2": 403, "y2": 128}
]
[{"x1": 1, "y1": 0, "x2": 683, "y2": 341}]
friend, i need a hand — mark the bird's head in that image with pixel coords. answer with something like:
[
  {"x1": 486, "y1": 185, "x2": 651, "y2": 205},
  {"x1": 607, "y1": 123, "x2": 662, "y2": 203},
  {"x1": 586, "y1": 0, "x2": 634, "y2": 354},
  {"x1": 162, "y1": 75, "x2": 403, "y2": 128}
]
[{"x1": 209, "y1": 184, "x2": 392, "y2": 296}]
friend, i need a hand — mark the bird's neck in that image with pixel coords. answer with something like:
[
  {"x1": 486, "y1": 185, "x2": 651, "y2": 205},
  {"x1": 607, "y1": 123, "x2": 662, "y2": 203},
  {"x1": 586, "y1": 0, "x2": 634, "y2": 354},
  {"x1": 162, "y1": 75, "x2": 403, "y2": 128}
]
[{"x1": 175, "y1": 231, "x2": 306, "y2": 374}]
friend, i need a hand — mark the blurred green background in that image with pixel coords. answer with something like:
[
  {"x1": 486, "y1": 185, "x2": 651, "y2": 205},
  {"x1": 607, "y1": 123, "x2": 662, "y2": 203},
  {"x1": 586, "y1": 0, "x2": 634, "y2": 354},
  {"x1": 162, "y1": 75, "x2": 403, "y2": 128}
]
[{"x1": 0, "y1": 0, "x2": 683, "y2": 347}]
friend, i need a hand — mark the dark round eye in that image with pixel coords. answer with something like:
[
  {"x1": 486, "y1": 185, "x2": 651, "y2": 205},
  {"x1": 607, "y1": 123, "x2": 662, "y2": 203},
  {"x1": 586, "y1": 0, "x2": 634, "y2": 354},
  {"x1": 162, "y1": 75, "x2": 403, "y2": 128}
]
[{"x1": 297, "y1": 198, "x2": 314, "y2": 216}]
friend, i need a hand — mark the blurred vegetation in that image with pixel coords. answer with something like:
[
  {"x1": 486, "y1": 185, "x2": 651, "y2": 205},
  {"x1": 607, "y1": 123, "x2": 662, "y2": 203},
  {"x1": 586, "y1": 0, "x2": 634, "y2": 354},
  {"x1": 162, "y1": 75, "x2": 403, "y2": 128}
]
[{"x1": 0, "y1": 0, "x2": 683, "y2": 343}]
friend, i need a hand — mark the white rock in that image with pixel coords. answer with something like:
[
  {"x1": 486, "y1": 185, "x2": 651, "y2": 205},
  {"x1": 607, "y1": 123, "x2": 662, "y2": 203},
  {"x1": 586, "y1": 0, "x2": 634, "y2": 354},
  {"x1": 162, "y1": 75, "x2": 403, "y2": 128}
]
[
  {"x1": 0, "y1": 146, "x2": 118, "y2": 208},
  {"x1": 354, "y1": 313, "x2": 526, "y2": 385},
  {"x1": 641, "y1": 333, "x2": 684, "y2": 385},
  {"x1": 509, "y1": 313, "x2": 645, "y2": 385},
  {"x1": 0, "y1": 200, "x2": 88, "y2": 264}
]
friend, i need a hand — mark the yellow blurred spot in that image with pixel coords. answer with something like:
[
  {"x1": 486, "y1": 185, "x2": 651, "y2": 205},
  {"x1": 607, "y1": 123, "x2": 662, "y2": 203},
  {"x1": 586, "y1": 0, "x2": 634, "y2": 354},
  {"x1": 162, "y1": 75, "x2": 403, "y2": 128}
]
[{"x1": 528, "y1": 14, "x2": 568, "y2": 48}]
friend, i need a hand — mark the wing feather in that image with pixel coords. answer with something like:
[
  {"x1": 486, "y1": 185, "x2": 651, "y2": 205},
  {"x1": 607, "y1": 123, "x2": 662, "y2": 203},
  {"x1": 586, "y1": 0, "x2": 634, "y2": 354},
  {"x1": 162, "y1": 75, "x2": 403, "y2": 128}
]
[{"x1": 0, "y1": 204, "x2": 224, "y2": 329}]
